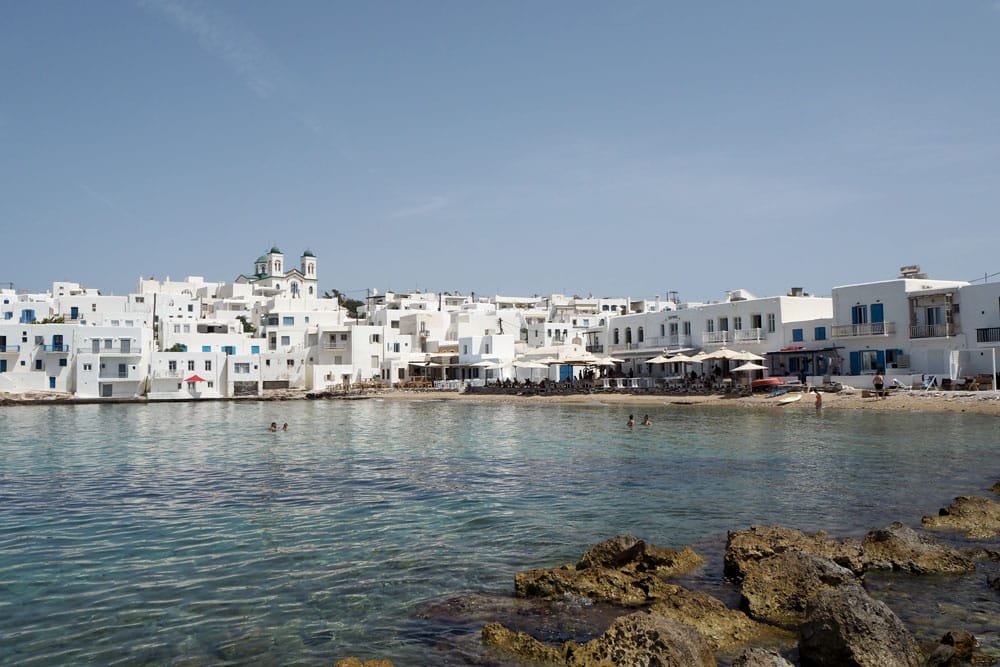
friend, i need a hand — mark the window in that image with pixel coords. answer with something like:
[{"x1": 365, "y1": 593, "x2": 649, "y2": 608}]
[
  {"x1": 733, "y1": 316, "x2": 742, "y2": 330},
  {"x1": 251, "y1": 345, "x2": 260, "y2": 354},
  {"x1": 613, "y1": 329, "x2": 620, "y2": 344},
  {"x1": 104, "y1": 338, "x2": 112, "y2": 350},
  {"x1": 202, "y1": 345, "x2": 211, "y2": 353},
  {"x1": 235, "y1": 363, "x2": 250, "y2": 373},
  {"x1": 35, "y1": 359, "x2": 43, "y2": 370},
  {"x1": 183, "y1": 325, "x2": 190, "y2": 333},
  {"x1": 204, "y1": 360, "x2": 212, "y2": 371},
  {"x1": 207, "y1": 381, "x2": 214, "y2": 388},
  {"x1": 792, "y1": 328, "x2": 804, "y2": 342},
  {"x1": 187, "y1": 304, "x2": 194, "y2": 312},
  {"x1": 852, "y1": 304, "x2": 868, "y2": 325},
  {"x1": 283, "y1": 316, "x2": 294, "y2": 326},
  {"x1": 625, "y1": 328, "x2": 632, "y2": 344},
  {"x1": 683, "y1": 321, "x2": 691, "y2": 336},
  {"x1": 267, "y1": 316, "x2": 279, "y2": 326},
  {"x1": 135, "y1": 297, "x2": 144, "y2": 303},
  {"x1": 767, "y1": 313, "x2": 776, "y2": 333},
  {"x1": 187, "y1": 360, "x2": 195, "y2": 371},
  {"x1": 706, "y1": 320, "x2": 715, "y2": 333},
  {"x1": 637, "y1": 327, "x2": 644, "y2": 343},
  {"x1": 660, "y1": 324, "x2": 665, "y2": 337},
  {"x1": 814, "y1": 327, "x2": 827, "y2": 341},
  {"x1": 83, "y1": 363, "x2": 92, "y2": 371},
  {"x1": 719, "y1": 317, "x2": 729, "y2": 332},
  {"x1": 463, "y1": 345, "x2": 469, "y2": 354},
  {"x1": 340, "y1": 334, "x2": 348, "y2": 341},
  {"x1": 111, "y1": 320, "x2": 120, "y2": 327},
  {"x1": 334, "y1": 355, "x2": 342, "y2": 364},
  {"x1": 370, "y1": 334, "x2": 381, "y2": 343},
  {"x1": 751, "y1": 314, "x2": 762, "y2": 329},
  {"x1": 287, "y1": 359, "x2": 295, "y2": 367},
  {"x1": 280, "y1": 336, "x2": 290, "y2": 346},
  {"x1": 174, "y1": 325, "x2": 180, "y2": 333},
  {"x1": 168, "y1": 360, "x2": 177, "y2": 371},
  {"x1": 59, "y1": 358, "x2": 67, "y2": 367},
  {"x1": 485, "y1": 344, "x2": 490, "y2": 354}
]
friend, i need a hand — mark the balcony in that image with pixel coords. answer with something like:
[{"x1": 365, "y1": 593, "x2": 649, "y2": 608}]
[
  {"x1": 976, "y1": 327, "x2": 1000, "y2": 344},
  {"x1": 586, "y1": 344, "x2": 604, "y2": 353},
  {"x1": 322, "y1": 342, "x2": 347, "y2": 350},
  {"x1": 831, "y1": 322, "x2": 896, "y2": 338},
  {"x1": 42, "y1": 344, "x2": 70, "y2": 353},
  {"x1": 702, "y1": 331, "x2": 730, "y2": 345},
  {"x1": 80, "y1": 345, "x2": 141, "y2": 355},
  {"x1": 733, "y1": 328, "x2": 766, "y2": 344},
  {"x1": 0, "y1": 345, "x2": 20, "y2": 353},
  {"x1": 910, "y1": 323, "x2": 957, "y2": 339},
  {"x1": 153, "y1": 369, "x2": 185, "y2": 378}
]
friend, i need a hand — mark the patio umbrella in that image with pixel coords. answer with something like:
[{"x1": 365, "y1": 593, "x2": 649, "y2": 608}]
[
  {"x1": 665, "y1": 353, "x2": 700, "y2": 364},
  {"x1": 732, "y1": 361, "x2": 768, "y2": 372},
  {"x1": 701, "y1": 347, "x2": 744, "y2": 361},
  {"x1": 646, "y1": 354, "x2": 673, "y2": 364},
  {"x1": 184, "y1": 375, "x2": 206, "y2": 383},
  {"x1": 513, "y1": 360, "x2": 549, "y2": 369},
  {"x1": 732, "y1": 350, "x2": 766, "y2": 361}
]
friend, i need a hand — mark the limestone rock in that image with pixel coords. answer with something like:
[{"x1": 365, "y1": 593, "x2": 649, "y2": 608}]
[
  {"x1": 922, "y1": 496, "x2": 1000, "y2": 539},
  {"x1": 860, "y1": 522, "x2": 975, "y2": 574},
  {"x1": 334, "y1": 659, "x2": 393, "y2": 667},
  {"x1": 725, "y1": 525, "x2": 865, "y2": 580},
  {"x1": 515, "y1": 535, "x2": 703, "y2": 604},
  {"x1": 481, "y1": 622, "x2": 564, "y2": 664},
  {"x1": 730, "y1": 647, "x2": 795, "y2": 666},
  {"x1": 991, "y1": 481, "x2": 1000, "y2": 495},
  {"x1": 740, "y1": 551, "x2": 859, "y2": 629},
  {"x1": 648, "y1": 587, "x2": 795, "y2": 651},
  {"x1": 565, "y1": 612, "x2": 715, "y2": 667},
  {"x1": 798, "y1": 584, "x2": 923, "y2": 667}
]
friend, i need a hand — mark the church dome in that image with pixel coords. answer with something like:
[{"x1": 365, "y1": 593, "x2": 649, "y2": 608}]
[
  {"x1": 269, "y1": 246, "x2": 282, "y2": 254},
  {"x1": 302, "y1": 249, "x2": 315, "y2": 257}
]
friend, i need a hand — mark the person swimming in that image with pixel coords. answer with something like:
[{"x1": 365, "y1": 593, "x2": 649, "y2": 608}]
[
  {"x1": 627, "y1": 414, "x2": 635, "y2": 429},
  {"x1": 269, "y1": 422, "x2": 278, "y2": 432},
  {"x1": 641, "y1": 415, "x2": 652, "y2": 426}
]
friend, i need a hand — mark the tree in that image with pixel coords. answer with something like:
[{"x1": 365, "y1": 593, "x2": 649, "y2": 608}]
[
  {"x1": 236, "y1": 315, "x2": 256, "y2": 335},
  {"x1": 166, "y1": 343, "x2": 187, "y2": 352},
  {"x1": 324, "y1": 289, "x2": 364, "y2": 318}
]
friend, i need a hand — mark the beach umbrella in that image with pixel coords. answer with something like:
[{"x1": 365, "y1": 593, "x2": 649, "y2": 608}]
[
  {"x1": 731, "y1": 361, "x2": 768, "y2": 372},
  {"x1": 665, "y1": 353, "x2": 700, "y2": 364},
  {"x1": 732, "y1": 350, "x2": 766, "y2": 361},
  {"x1": 701, "y1": 347, "x2": 744, "y2": 361},
  {"x1": 184, "y1": 375, "x2": 206, "y2": 383},
  {"x1": 646, "y1": 355, "x2": 673, "y2": 364}
]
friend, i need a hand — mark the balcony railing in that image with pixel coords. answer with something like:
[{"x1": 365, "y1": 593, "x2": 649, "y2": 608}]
[
  {"x1": 586, "y1": 344, "x2": 604, "y2": 353},
  {"x1": 42, "y1": 344, "x2": 70, "y2": 352},
  {"x1": 702, "y1": 331, "x2": 730, "y2": 345},
  {"x1": 322, "y1": 342, "x2": 347, "y2": 350},
  {"x1": 976, "y1": 327, "x2": 1000, "y2": 344},
  {"x1": 0, "y1": 345, "x2": 20, "y2": 353},
  {"x1": 733, "y1": 328, "x2": 766, "y2": 344},
  {"x1": 831, "y1": 322, "x2": 896, "y2": 337},
  {"x1": 153, "y1": 369, "x2": 185, "y2": 378},
  {"x1": 79, "y1": 345, "x2": 141, "y2": 355},
  {"x1": 909, "y1": 323, "x2": 956, "y2": 339}
]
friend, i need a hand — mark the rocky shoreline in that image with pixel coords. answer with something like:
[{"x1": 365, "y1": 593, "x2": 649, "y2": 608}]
[{"x1": 401, "y1": 486, "x2": 1000, "y2": 666}]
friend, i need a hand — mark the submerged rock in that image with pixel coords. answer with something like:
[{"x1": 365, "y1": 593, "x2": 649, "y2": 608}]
[
  {"x1": 922, "y1": 496, "x2": 1000, "y2": 539},
  {"x1": 725, "y1": 525, "x2": 865, "y2": 580},
  {"x1": 481, "y1": 623, "x2": 565, "y2": 664},
  {"x1": 334, "y1": 659, "x2": 393, "y2": 667},
  {"x1": 739, "y1": 551, "x2": 859, "y2": 629},
  {"x1": 861, "y1": 522, "x2": 976, "y2": 574},
  {"x1": 798, "y1": 584, "x2": 923, "y2": 667}
]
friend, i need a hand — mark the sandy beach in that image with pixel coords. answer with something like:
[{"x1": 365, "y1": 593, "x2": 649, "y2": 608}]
[
  {"x1": 376, "y1": 386, "x2": 1000, "y2": 415},
  {"x1": 4, "y1": 386, "x2": 999, "y2": 414}
]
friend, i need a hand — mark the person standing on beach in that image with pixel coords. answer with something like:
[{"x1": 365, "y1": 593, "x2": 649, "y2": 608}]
[
  {"x1": 873, "y1": 370, "x2": 885, "y2": 399},
  {"x1": 814, "y1": 389, "x2": 823, "y2": 409}
]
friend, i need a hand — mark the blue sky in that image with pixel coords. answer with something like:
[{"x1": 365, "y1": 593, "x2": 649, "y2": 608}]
[{"x1": 3, "y1": 1, "x2": 999, "y2": 302}]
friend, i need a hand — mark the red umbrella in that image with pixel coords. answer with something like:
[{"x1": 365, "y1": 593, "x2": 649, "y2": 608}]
[{"x1": 184, "y1": 375, "x2": 206, "y2": 383}]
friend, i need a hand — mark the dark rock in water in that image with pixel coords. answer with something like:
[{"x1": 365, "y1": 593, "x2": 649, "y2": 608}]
[
  {"x1": 414, "y1": 594, "x2": 628, "y2": 645},
  {"x1": 921, "y1": 496, "x2": 1000, "y2": 539},
  {"x1": 989, "y1": 575, "x2": 1000, "y2": 593},
  {"x1": 939, "y1": 630, "x2": 978, "y2": 659},
  {"x1": 334, "y1": 659, "x2": 394, "y2": 667},
  {"x1": 730, "y1": 647, "x2": 795, "y2": 666},
  {"x1": 740, "y1": 551, "x2": 859, "y2": 630},
  {"x1": 515, "y1": 535, "x2": 703, "y2": 604},
  {"x1": 991, "y1": 481, "x2": 1000, "y2": 496},
  {"x1": 724, "y1": 525, "x2": 865, "y2": 580},
  {"x1": 861, "y1": 522, "x2": 976, "y2": 574},
  {"x1": 647, "y1": 587, "x2": 795, "y2": 652},
  {"x1": 798, "y1": 584, "x2": 923, "y2": 667},
  {"x1": 564, "y1": 612, "x2": 715, "y2": 667},
  {"x1": 963, "y1": 546, "x2": 1000, "y2": 562}
]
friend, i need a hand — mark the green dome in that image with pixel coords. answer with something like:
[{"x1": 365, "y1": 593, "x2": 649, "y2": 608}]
[
  {"x1": 269, "y1": 246, "x2": 282, "y2": 254},
  {"x1": 302, "y1": 249, "x2": 315, "y2": 257},
  {"x1": 255, "y1": 255, "x2": 267, "y2": 264}
]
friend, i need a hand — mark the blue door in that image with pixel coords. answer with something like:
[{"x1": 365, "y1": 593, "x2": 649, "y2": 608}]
[
  {"x1": 70, "y1": 306, "x2": 79, "y2": 320},
  {"x1": 875, "y1": 350, "x2": 886, "y2": 371},
  {"x1": 49, "y1": 377, "x2": 56, "y2": 389},
  {"x1": 0, "y1": 360, "x2": 6, "y2": 373},
  {"x1": 870, "y1": 303, "x2": 884, "y2": 323},
  {"x1": 559, "y1": 365, "x2": 573, "y2": 381},
  {"x1": 849, "y1": 351, "x2": 860, "y2": 375}
]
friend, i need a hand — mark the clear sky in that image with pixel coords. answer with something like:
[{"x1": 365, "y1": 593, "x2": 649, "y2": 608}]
[{"x1": 3, "y1": 1, "x2": 999, "y2": 302}]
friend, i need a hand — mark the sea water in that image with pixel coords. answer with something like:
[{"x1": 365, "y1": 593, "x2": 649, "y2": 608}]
[{"x1": 0, "y1": 399, "x2": 998, "y2": 665}]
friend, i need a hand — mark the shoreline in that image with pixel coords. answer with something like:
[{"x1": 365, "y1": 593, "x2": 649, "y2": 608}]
[{"x1": 3, "y1": 386, "x2": 999, "y2": 414}]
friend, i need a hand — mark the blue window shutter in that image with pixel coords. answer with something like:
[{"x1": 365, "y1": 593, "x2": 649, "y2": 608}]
[
  {"x1": 870, "y1": 303, "x2": 884, "y2": 323},
  {"x1": 849, "y1": 351, "x2": 860, "y2": 375},
  {"x1": 202, "y1": 345, "x2": 211, "y2": 353},
  {"x1": 792, "y1": 329, "x2": 804, "y2": 342},
  {"x1": 251, "y1": 345, "x2": 260, "y2": 354}
]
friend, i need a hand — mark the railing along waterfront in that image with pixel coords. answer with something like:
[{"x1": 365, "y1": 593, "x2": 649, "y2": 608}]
[{"x1": 831, "y1": 322, "x2": 896, "y2": 337}]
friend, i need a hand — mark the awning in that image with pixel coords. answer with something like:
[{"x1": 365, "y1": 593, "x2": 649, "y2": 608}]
[{"x1": 184, "y1": 375, "x2": 206, "y2": 383}]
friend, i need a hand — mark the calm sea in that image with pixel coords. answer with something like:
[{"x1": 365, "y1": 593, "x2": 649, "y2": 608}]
[{"x1": 1, "y1": 399, "x2": 998, "y2": 665}]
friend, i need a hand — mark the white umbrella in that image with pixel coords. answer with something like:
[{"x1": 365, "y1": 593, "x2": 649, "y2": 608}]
[
  {"x1": 701, "y1": 347, "x2": 744, "y2": 361},
  {"x1": 732, "y1": 361, "x2": 768, "y2": 372},
  {"x1": 665, "y1": 353, "x2": 700, "y2": 364},
  {"x1": 646, "y1": 355, "x2": 673, "y2": 364},
  {"x1": 733, "y1": 350, "x2": 766, "y2": 362},
  {"x1": 513, "y1": 360, "x2": 549, "y2": 369}
]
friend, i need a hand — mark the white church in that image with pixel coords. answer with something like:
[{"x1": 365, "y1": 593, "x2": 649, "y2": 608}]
[{"x1": 235, "y1": 246, "x2": 319, "y2": 298}]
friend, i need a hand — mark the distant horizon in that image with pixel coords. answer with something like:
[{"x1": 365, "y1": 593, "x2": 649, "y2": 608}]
[{"x1": 4, "y1": 2, "x2": 1000, "y2": 300}]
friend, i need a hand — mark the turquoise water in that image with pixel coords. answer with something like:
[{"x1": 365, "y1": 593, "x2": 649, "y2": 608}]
[{"x1": 1, "y1": 399, "x2": 998, "y2": 665}]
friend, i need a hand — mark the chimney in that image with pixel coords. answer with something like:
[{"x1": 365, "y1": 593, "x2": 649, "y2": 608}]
[{"x1": 788, "y1": 287, "x2": 804, "y2": 297}]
